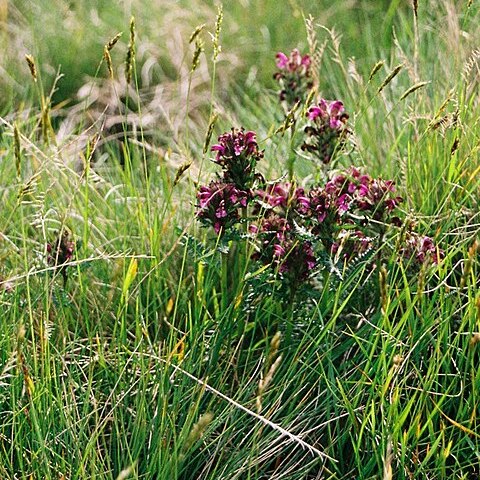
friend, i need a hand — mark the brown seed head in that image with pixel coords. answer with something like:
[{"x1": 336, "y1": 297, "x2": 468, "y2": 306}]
[
  {"x1": 189, "y1": 24, "x2": 205, "y2": 44},
  {"x1": 106, "y1": 32, "x2": 122, "y2": 51},
  {"x1": 369, "y1": 60, "x2": 385, "y2": 82},
  {"x1": 25, "y1": 54, "x2": 37, "y2": 82},
  {"x1": 173, "y1": 162, "x2": 192, "y2": 186},
  {"x1": 125, "y1": 17, "x2": 136, "y2": 84},
  {"x1": 203, "y1": 112, "x2": 218, "y2": 154}
]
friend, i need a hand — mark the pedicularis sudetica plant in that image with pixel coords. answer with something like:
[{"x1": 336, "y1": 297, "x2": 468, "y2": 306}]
[
  {"x1": 195, "y1": 48, "x2": 441, "y2": 307},
  {"x1": 46, "y1": 230, "x2": 76, "y2": 286},
  {"x1": 302, "y1": 99, "x2": 350, "y2": 165},
  {"x1": 274, "y1": 49, "x2": 314, "y2": 112},
  {"x1": 197, "y1": 128, "x2": 264, "y2": 235}
]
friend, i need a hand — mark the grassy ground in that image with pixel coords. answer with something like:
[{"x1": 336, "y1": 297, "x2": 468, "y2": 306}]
[{"x1": 1, "y1": 0, "x2": 480, "y2": 479}]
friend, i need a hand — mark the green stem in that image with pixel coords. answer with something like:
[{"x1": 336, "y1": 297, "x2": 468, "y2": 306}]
[
  {"x1": 285, "y1": 285, "x2": 297, "y2": 344},
  {"x1": 287, "y1": 127, "x2": 297, "y2": 183},
  {"x1": 241, "y1": 205, "x2": 248, "y2": 272},
  {"x1": 221, "y1": 251, "x2": 229, "y2": 313},
  {"x1": 233, "y1": 207, "x2": 249, "y2": 337}
]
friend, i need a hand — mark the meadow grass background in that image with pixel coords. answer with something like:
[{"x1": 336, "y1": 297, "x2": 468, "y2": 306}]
[{"x1": 1, "y1": 0, "x2": 480, "y2": 478}]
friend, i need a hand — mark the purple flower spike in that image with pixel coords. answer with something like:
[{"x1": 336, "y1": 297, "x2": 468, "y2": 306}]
[
  {"x1": 274, "y1": 48, "x2": 314, "y2": 109},
  {"x1": 302, "y1": 99, "x2": 349, "y2": 165},
  {"x1": 330, "y1": 100, "x2": 343, "y2": 113},
  {"x1": 402, "y1": 233, "x2": 442, "y2": 265},
  {"x1": 197, "y1": 181, "x2": 250, "y2": 235},
  {"x1": 211, "y1": 128, "x2": 263, "y2": 191}
]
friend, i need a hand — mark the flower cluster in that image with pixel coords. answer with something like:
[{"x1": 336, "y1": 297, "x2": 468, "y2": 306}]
[
  {"x1": 197, "y1": 128, "x2": 263, "y2": 236},
  {"x1": 274, "y1": 49, "x2": 314, "y2": 110},
  {"x1": 191, "y1": 47, "x2": 445, "y2": 310},
  {"x1": 47, "y1": 231, "x2": 75, "y2": 285},
  {"x1": 211, "y1": 128, "x2": 263, "y2": 190},
  {"x1": 401, "y1": 233, "x2": 442, "y2": 265},
  {"x1": 197, "y1": 182, "x2": 249, "y2": 234},
  {"x1": 196, "y1": 116, "x2": 440, "y2": 284},
  {"x1": 306, "y1": 168, "x2": 403, "y2": 233},
  {"x1": 251, "y1": 183, "x2": 316, "y2": 277},
  {"x1": 249, "y1": 168, "x2": 404, "y2": 275},
  {"x1": 302, "y1": 99, "x2": 349, "y2": 165}
]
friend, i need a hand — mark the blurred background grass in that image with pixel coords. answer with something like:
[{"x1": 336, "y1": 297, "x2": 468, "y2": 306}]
[{"x1": 1, "y1": 0, "x2": 402, "y2": 109}]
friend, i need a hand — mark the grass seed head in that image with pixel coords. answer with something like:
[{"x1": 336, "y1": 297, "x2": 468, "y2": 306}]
[
  {"x1": 173, "y1": 161, "x2": 192, "y2": 186},
  {"x1": 400, "y1": 81, "x2": 429, "y2": 100},
  {"x1": 270, "y1": 331, "x2": 281, "y2": 353},
  {"x1": 256, "y1": 355, "x2": 282, "y2": 413},
  {"x1": 104, "y1": 47, "x2": 114, "y2": 79},
  {"x1": 125, "y1": 16, "x2": 136, "y2": 84},
  {"x1": 25, "y1": 54, "x2": 37, "y2": 82},
  {"x1": 189, "y1": 23, "x2": 205, "y2": 44},
  {"x1": 104, "y1": 32, "x2": 122, "y2": 78},
  {"x1": 203, "y1": 111, "x2": 218, "y2": 154},
  {"x1": 183, "y1": 412, "x2": 214, "y2": 451},
  {"x1": 106, "y1": 32, "x2": 122, "y2": 51},
  {"x1": 212, "y1": 5, "x2": 223, "y2": 62},
  {"x1": 378, "y1": 63, "x2": 403, "y2": 93},
  {"x1": 191, "y1": 39, "x2": 204, "y2": 73},
  {"x1": 368, "y1": 60, "x2": 384, "y2": 82}
]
